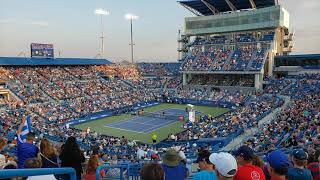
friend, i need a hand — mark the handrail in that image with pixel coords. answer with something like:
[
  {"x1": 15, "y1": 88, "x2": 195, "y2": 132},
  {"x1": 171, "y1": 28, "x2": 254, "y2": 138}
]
[{"x1": 0, "y1": 168, "x2": 76, "y2": 180}]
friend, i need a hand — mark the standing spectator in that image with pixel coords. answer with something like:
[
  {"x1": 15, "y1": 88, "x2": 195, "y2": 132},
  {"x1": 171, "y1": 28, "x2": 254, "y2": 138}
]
[
  {"x1": 17, "y1": 118, "x2": 39, "y2": 168},
  {"x1": 252, "y1": 155, "x2": 265, "y2": 170},
  {"x1": 59, "y1": 137, "x2": 85, "y2": 180},
  {"x1": 40, "y1": 138, "x2": 58, "y2": 168},
  {"x1": 266, "y1": 150, "x2": 290, "y2": 180},
  {"x1": 152, "y1": 133, "x2": 157, "y2": 144},
  {"x1": 162, "y1": 148, "x2": 188, "y2": 180},
  {"x1": 0, "y1": 138, "x2": 7, "y2": 169},
  {"x1": 307, "y1": 149, "x2": 320, "y2": 180},
  {"x1": 287, "y1": 149, "x2": 313, "y2": 180},
  {"x1": 233, "y1": 145, "x2": 266, "y2": 180},
  {"x1": 193, "y1": 150, "x2": 218, "y2": 180},
  {"x1": 84, "y1": 155, "x2": 104, "y2": 180},
  {"x1": 209, "y1": 152, "x2": 238, "y2": 180},
  {"x1": 141, "y1": 163, "x2": 164, "y2": 180}
]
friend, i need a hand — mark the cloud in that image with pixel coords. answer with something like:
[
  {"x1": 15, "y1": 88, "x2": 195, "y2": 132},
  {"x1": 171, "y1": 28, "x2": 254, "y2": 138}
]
[{"x1": 0, "y1": 18, "x2": 49, "y2": 27}]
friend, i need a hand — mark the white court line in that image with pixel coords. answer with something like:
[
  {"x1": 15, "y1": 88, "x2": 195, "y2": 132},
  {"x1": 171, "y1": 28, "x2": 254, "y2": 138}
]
[
  {"x1": 141, "y1": 119, "x2": 181, "y2": 133},
  {"x1": 104, "y1": 108, "x2": 185, "y2": 134},
  {"x1": 104, "y1": 125, "x2": 146, "y2": 134}
]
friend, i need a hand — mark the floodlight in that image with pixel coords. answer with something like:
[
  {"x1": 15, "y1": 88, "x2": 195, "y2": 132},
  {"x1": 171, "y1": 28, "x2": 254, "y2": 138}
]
[
  {"x1": 125, "y1": 13, "x2": 139, "y2": 20},
  {"x1": 95, "y1": 9, "x2": 110, "y2": 15}
]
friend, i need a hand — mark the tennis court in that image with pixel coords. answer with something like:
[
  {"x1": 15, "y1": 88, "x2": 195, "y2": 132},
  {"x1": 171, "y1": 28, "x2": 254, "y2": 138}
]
[{"x1": 105, "y1": 108, "x2": 189, "y2": 134}]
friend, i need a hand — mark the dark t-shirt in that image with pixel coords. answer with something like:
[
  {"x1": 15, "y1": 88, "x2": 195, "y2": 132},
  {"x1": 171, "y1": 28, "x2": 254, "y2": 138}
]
[{"x1": 17, "y1": 141, "x2": 39, "y2": 168}]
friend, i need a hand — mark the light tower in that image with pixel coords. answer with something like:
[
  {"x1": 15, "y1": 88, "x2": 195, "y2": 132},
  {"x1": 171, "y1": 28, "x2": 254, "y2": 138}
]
[
  {"x1": 124, "y1": 13, "x2": 139, "y2": 64},
  {"x1": 95, "y1": 9, "x2": 109, "y2": 58}
]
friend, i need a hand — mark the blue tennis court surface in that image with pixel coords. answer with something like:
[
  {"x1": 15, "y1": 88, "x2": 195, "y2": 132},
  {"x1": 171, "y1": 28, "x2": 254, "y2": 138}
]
[{"x1": 105, "y1": 108, "x2": 192, "y2": 134}]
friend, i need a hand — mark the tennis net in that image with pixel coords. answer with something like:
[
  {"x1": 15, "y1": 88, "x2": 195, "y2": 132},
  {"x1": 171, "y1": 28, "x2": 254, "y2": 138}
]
[{"x1": 138, "y1": 112, "x2": 185, "y2": 121}]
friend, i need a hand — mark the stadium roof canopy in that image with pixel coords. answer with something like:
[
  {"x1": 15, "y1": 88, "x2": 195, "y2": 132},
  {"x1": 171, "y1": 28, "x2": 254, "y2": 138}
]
[
  {"x1": 178, "y1": 0, "x2": 277, "y2": 16},
  {"x1": 0, "y1": 57, "x2": 112, "y2": 66},
  {"x1": 275, "y1": 54, "x2": 320, "y2": 60}
]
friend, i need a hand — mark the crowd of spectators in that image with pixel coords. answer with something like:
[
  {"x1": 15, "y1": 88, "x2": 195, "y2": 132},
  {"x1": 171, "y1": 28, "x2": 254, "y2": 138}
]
[
  {"x1": 181, "y1": 32, "x2": 274, "y2": 72},
  {"x1": 0, "y1": 63, "x2": 319, "y2": 180},
  {"x1": 245, "y1": 75, "x2": 320, "y2": 154}
]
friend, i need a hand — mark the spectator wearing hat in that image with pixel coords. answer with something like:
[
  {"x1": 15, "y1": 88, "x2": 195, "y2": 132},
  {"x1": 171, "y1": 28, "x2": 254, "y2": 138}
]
[
  {"x1": 162, "y1": 148, "x2": 188, "y2": 180},
  {"x1": 266, "y1": 150, "x2": 290, "y2": 180},
  {"x1": 209, "y1": 152, "x2": 238, "y2": 180},
  {"x1": 287, "y1": 149, "x2": 312, "y2": 180},
  {"x1": 233, "y1": 145, "x2": 266, "y2": 180},
  {"x1": 193, "y1": 150, "x2": 218, "y2": 180}
]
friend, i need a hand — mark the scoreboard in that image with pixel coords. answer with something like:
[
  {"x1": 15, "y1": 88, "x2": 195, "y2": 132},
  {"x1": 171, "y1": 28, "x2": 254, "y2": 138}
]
[{"x1": 30, "y1": 43, "x2": 54, "y2": 58}]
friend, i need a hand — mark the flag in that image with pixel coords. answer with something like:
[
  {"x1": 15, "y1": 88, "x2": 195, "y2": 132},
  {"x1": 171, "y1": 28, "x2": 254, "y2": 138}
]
[{"x1": 17, "y1": 116, "x2": 32, "y2": 143}]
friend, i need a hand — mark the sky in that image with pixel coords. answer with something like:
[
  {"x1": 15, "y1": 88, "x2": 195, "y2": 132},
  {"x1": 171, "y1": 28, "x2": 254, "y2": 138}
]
[{"x1": 0, "y1": 0, "x2": 319, "y2": 62}]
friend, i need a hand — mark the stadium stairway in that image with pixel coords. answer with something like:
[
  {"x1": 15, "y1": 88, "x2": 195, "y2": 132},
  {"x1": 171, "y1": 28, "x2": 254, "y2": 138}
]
[
  {"x1": 221, "y1": 95, "x2": 292, "y2": 151},
  {"x1": 246, "y1": 50, "x2": 257, "y2": 70}
]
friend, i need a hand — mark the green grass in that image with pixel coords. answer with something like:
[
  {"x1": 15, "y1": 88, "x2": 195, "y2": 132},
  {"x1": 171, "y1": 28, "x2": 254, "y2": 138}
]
[{"x1": 74, "y1": 103, "x2": 229, "y2": 144}]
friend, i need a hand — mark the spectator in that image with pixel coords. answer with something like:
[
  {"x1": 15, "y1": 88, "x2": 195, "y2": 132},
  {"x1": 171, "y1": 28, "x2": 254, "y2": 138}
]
[
  {"x1": 17, "y1": 120, "x2": 39, "y2": 169},
  {"x1": 141, "y1": 163, "x2": 164, "y2": 180},
  {"x1": 307, "y1": 149, "x2": 320, "y2": 180},
  {"x1": 266, "y1": 150, "x2": 290, "y2": 180},
  {"x1": 162, "y1": 148, "x2": 188, "y2": 180},
  {"x1": 287, "y1": 149, "x2": 313, "y2": 180},
  {"x1": 24, "y1": 158, "x2": 57, "y2": 180},
  {"x1": 59, "y1": 136, "x2": 85, "y2": 180},
  {"x1": 193, "y1": 150, "x2": 218, "y2": 180},
  {"x1": 84, "y1": 155, "x2": 104, "y2": 180},
  {"x1": 209, "y1": 152, "x2": 238, "y2": 180},
  {"x1": 233, "y1": 145, "x2": 266, "y2": 180},
  {"x1": 0, "y1": 138, "x2": 7, "y2": 169},
  {"x1": 252, "y1": 155, "x2": 265, "y2": 170},
  {"x1": 39, "y1": 138, "x2": 58, "y2": 168}
]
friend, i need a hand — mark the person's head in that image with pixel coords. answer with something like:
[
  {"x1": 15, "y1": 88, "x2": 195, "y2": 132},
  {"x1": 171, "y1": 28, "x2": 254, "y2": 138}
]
[
  {"x1": 266, "y1": 150, "x2": 290, "y2": 179},
  {"x1": 162, "y1": 148, "x2": 181, "y2": 167},
  {"x1": 209, "y1": 152, "x2": 237, "y2": 180},
  {"x1": 0, "y1": 138, "x2": 7, "y2": 151},
  {"x1": 62, "y1": 136, "x2": 79, "y2": 153},
  {"x1": 111, "y1": 155, "x2": 118, "y2": 164},
  {"x1": 24, "y1": 158, "x2": 42, "y2": 168},
  {"x1": 40, "y1": 138, "x2": 56, "y2": 157},
  {"x1": 291, "y1": 149, "x2": 308, "y2": 168},
  {"x1": 195, "y1": 150, "x2": 214, "y2": 170},
  {"x1": 26, "y1": 132, "x2": 36, "y2": 143},
  {"x1": 86, "y1": 155, "x2": 99, "y2": 173},
  {"x1": 141, "y1": 163, "x2": 164, "y2": 180},
  {"x1": 234, "y1": 145, "x2": 255, "y2": 166},
  {"x1": 252, "y1": 155, "x2": 265, "y2": 169}
]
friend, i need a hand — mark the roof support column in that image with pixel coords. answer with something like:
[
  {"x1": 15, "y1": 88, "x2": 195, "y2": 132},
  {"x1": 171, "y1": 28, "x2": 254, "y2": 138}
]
[
  {"x1": 224, "y1": 0, "x2": 236, "y2": 11},
  {"x1": 201, "y1": 0, "x2": 219, "y2": 15}
]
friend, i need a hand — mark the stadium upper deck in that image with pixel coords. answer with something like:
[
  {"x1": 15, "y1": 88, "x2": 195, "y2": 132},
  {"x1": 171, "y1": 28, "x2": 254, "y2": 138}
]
[
  {"x1": 178, "y1": 0, "x2": 293, "y2": 90},
  {"x1": 178, "y1": 0, "x2": 277, "y2": 16}
]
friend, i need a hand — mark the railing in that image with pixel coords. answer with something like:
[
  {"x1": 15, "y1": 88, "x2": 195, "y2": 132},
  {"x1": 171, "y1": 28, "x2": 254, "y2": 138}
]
[
  {"x1": 0, "y1": 168, "x2": 76, "y2": 180},
  {"x1": 96, "y1": 164, "x2": 142, "y2": 180}
]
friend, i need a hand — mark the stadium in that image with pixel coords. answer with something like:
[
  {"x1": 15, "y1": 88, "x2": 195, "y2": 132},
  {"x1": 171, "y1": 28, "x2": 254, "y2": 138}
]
[{"x1": 0, "y1": 0, "x2": 319, "y2": 180}]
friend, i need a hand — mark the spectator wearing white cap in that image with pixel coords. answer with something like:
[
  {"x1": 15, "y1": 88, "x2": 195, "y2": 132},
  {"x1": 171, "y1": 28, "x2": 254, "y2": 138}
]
[{"x1": 209, "y1": 152, "x2": 237, "y2": 180}]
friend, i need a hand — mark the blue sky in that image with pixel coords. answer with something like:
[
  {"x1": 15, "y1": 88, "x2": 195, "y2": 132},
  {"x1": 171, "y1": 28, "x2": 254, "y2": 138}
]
[{"x1": 0, "y1": 0, "x2": 319, "y2": 62}]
